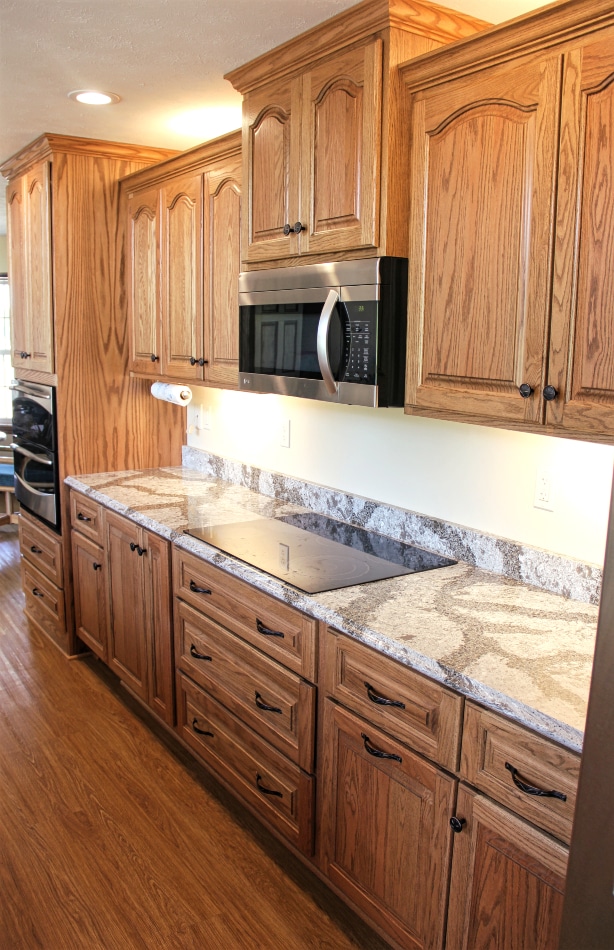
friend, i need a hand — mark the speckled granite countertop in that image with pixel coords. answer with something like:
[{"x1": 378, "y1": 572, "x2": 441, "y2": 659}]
[{"x1": 65, "y1": 466, "x2": 599, "y2": 755}]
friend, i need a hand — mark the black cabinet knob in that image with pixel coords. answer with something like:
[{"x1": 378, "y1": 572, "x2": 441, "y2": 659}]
[
  {"x1": 21, "y1": 351, "x2": 31, "y2": 359},
  {"x1": 292, "y1": 221, "x2": 305, "y2": 234},
  {"x1": 198, "y1": 358, "x2": 208, "y2": 367},
  {"x1": 93, "y1": 562, "x2": 102, "y2": 571},
  {"x1": 543, "y1": 385, "x2": 558, "y2": 402},
  {"x1": 150, "y1": 353, "x2": 159, "y2": 362},
  {"x1": 190, "y1": 357, "x2": 197, "y2": 366},
  {"x1": 283, "y1": 223, "x2": 291, "y2": 236},
  {"x1": 450, "y1": 817, "x2": 466, "y2": 834},
  {"x1": 518, "y1": 383, "x2": 534, "y2": 398}
]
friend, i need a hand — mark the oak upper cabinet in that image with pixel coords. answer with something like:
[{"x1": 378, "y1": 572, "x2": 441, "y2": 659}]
[
  {"x1": 226, "y1": 0, "x2": 490, "y2": 269},
  {"x1": 403, "y1": 5, "x2": 614, "y2": 442},
  {"x1": 123, "y1": 132, "x2": 241, "y2": 387},
  {"x1": 6, "y1": 161, "x2": 54, "y2": 373},
  {"x1": 239, "y1": 39, "x2": 382, "y2": 263},
  {"x1": 106, "y1": 510, "x2": 174, "y2": 726}
]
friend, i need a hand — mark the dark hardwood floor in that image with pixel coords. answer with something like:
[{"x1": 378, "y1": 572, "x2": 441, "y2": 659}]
[{"x1": 0, "y1": 527, "x2": 387, "y2": 950}]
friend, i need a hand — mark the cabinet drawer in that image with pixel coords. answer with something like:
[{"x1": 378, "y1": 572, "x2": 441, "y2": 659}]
[
  {"x1": 175, "y1": 599, "x2": 316, "y2": 772},
  {"x1": 70, "y1": 492, "x2": 104, "y2": 544},
  {"x1": 173, "y1": 547, "x2": 317, "y2": 680},
  {"x1": 19, "y1": 512, "x2": 63, "y2": 587},
  {"x1": 21, "y1": 558, "x2": 66, "y2": 640},
  {"x1": 177, "y1": 673, "x2": 314, "y2": 855},
  {"x1": 323, "y1": 627, "x2": 463, "y2": 771},
  {"x1": 460, "y1": 702, "x2": 579, "y2": 845}
]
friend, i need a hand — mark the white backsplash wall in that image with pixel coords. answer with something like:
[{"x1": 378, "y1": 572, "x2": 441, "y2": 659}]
[{"x1": 186, "y1": 389, "x2": 614, "y2": 567}]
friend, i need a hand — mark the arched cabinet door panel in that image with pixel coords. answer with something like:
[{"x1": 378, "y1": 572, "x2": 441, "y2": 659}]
[
  {"x1": 127, "y1": 188, "x2": 160, "y2": 376},
  {"x1": 549, "y1": 34, "x2": 614, "y2": 437},
  {"x1": 406, "y1": 53, "x2": 562, "y2": 425}
]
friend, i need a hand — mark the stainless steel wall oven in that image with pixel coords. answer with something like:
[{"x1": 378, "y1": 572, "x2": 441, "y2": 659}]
[{"x1": 10, "y1": 380, "x2": 60, "y2": 530}]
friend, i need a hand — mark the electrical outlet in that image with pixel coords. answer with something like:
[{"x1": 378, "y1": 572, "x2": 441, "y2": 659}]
[
  {"x1": 534, "y1": 468, "x2": 554, "y2": 511},
  {"x1": 193, "y1": 408, "x2": 211, "y2": 431},
  {"x1": 278, "y1": 543, "x2": 290, "y2": 572},
  {"x1": 280, "y1": 419, "x2": 291, "y2": 448}
]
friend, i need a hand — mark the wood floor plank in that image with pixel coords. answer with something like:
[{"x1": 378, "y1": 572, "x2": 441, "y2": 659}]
[{"x1": 0, "y1": 527, "x2": 388, "y2": 950}]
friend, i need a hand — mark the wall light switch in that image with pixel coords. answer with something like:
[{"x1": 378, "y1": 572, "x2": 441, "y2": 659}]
[{"x1": 280, "y1": 419, "x2": 291, "y2": 448}]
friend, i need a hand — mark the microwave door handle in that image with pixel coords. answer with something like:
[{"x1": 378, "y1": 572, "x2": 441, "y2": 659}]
[
  {"x1": 10, "y1": 444, "x2": 53, "y2": 465},
  {"x1": 317, "y1": 289, "x2": 340, "y2": 395}
]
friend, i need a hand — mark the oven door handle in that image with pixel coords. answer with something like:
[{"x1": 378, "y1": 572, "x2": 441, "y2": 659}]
[
  {"x1": 9, "y1": 384, "x2": 51, "y2": 399},
  {"x1": 14, "y1": 471, "x2": 53, "y2": 498},
  {"x1": 10, "y1": 444, "x2": 53, "y2": 465},
  {"x1": 317, "y1": 289, "x2": 340, "y2": 396}
]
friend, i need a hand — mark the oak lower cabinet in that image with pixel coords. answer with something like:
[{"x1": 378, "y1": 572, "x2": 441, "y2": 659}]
[
  {"x1": 446, "y1": 786, "x2": 567, "y2": 950},
  {"x1": 445, "y1": 701, "x2": 580, "y2": 950},
  {"x1": 19, "y1": 508, "x2": 71, "y2": 652},
  {"x1": 123, "y1": 132, "x2": 241, "y2": 388},
  {"x1": 402, "y1": 5, "x2": 614, "y2": 443},
  {"x1": 226, "y1": 0, "x2": 488, "y2": 268},
  {"x1": 70, "y1": 495, "x2": 107, "y2": 661},
  {"x1": 105, "y1": 510, "x2": 174, "y2": 726},
  {"x1": 319, "y1": 627, "x2": 463, "y2": 950},
  {"x1": 173, "y1": 546, "x2": 317, "y2": 855}
]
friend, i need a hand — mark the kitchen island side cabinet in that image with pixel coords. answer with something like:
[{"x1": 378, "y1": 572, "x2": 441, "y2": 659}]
[
  {"x1": 123, "y1": 131, "x2": 242, "y2": 388},
  {"x1": 319, "y1": 627, "x2": 462, "y2": 950},
  {"x1": 402, "y1": 3, "x2": 614, "y2": 444},
  {"x1": 225, "y1": 0, "x2": 489, "y2": 269},
  {"x1": 105, "y1": 510, "x2": 174, "y2": 726}
]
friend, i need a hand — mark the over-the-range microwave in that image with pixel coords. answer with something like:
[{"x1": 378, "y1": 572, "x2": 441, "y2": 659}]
[{"x1": 238, "y1": 257, "x2": 408, "y2": 407}]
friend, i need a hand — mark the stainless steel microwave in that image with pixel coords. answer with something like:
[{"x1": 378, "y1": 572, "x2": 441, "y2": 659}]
[{"x1": 238, "y1": 257, "x2": 408, "y2": 407}]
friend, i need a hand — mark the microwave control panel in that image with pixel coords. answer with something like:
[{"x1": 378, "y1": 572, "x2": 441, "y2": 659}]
[{"x1": 343, "y1": 300, "x2": 378, "y2": 384}]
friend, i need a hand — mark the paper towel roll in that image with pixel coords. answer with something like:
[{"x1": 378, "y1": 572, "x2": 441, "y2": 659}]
[{"x1": 150, "y1": 382, "x2": 192, "y2": 406}]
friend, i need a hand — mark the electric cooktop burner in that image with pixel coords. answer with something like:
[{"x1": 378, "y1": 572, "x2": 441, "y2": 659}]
[{"x1": 185, "y1": 512, "x2": 456, "y2": 594}]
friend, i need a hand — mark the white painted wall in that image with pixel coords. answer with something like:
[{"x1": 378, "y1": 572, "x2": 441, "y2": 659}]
[{"x1": 186, "y1": 390, "x2": 614, "y2": 567}]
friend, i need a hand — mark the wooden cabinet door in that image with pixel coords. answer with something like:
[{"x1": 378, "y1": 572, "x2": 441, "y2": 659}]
[
  {"x1": 161, "y1": 171, "x2": 203, "y2": 379},
  {"x1": 300, "y1": 39, "x2": 382, "y2": 257},
  {"x1": 127, "y1": 186, "x2": 161, "y2": 375},
  {"x1": 406, "y1": 53, "x2": 562, "y2": 425},
  {"x1": 242, "y1": 76, "x2": 302, "y2": 263},
  {"x1": 8, "y1": 162, "x2": 54, "y2": 374},
  {"x1": 446, "y1": 785, "x2": 567, "y2": 950},
  {"x1": 203, "y1": 155, "x2": 241, "y2": 387},
  {"x1": 320, "y1": 700, "x2": 456, "y2": 950},
  {"x1": 144, "y1": 529, "x2": 174, "y2": 726},
  {"x1": 71, "y1": 531, "x2": 107, "y2": 661},
  {"x1": 548, "y1": 32, "x2": 614, "y2": 438},
  {"x1": 106, "y1": 512, "x2": 148, "y2": 702}
]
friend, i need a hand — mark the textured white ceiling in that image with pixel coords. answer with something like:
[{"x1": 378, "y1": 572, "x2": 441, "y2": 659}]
[{"x1": 0, "y1": 0, "x2": 547, "y2": 234}]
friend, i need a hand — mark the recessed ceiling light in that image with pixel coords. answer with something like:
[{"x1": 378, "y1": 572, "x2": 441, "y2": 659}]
[{"x1": 67, "y1": 90, "x2": 121, "y2": 105}]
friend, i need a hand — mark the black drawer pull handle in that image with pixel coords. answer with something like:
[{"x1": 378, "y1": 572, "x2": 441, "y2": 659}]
[
  {"x1": 77, "y1": 512, "x2": 91, "y2": 522},
  {"x1": 191, "y1": 718, "x2": 213, "y2": 737},
  {"x1": 254, "y1": 691, "x2": 282, "y2": 714},
  {"x1": 364, "y1": 681, "x2": 406, "y2": 710},
  {"x1": 93, "y1": 562, "x2": 102, "y2": 571},
  {"x1": 30, "y1": 545, "x2": 43, "y2": 554},
  {"x1": 189, "y1": 579, "x2": 212, "y2": 595},
  {"x1": 256, "y1": 773, "x2": 283, "y2": 797},
  {"x1": 505, "y1": 762, "x2": 567, "y2": 801},
  {"x1": 361, "y1": 732, "x2": 402, "y2": 763},
  {"x1": 256, "y1": 618, "x2": 284, "y2": 638},
  {"x1": 32, "y1": 587, "x2": 44, "y2": 598},
  {"x1": 190, "y1": 643, "x2": 212, "y2": 662}
]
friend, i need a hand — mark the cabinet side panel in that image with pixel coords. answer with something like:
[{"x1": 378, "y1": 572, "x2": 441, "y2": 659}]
[{"x1": 51, "y1": 151, "x2": 184, "y2": 480}]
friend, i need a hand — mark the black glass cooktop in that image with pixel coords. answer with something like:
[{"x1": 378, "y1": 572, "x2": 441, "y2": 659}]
[{"x1": 185, "y1": 512, "x2": 455, "y2": 594}]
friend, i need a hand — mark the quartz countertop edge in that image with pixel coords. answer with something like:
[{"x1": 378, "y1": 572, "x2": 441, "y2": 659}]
[{"x1": 65, "y1": 471, "x2": 596, "y2": 756}]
